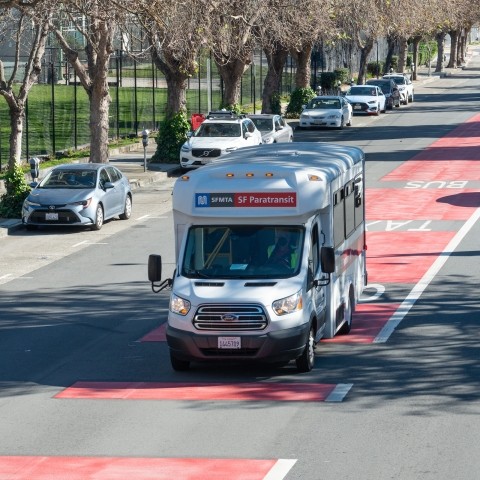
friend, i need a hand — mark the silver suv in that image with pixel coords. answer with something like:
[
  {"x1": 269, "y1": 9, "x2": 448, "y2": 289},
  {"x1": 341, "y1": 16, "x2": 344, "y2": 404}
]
[{"x1": 383, "y1": 73, "x2": 414, "y2": 104}]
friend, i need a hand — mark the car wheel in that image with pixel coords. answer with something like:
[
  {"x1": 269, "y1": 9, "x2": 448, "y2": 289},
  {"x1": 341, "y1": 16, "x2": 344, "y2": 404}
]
[
  {"x1": 296, "y1": 325, "x2": 315, "y2": 373},
  {"x1": 337, "y1": 116, "x2": 344, "y2": 130},
  {"x1": 119, "y1": 195, "x2": 132, "y2": 220},
  {"x1": 170, "y1": 352, "x2": 190, "y2": 371},
  {"x1": 409, "y1": 93, "x2": 414, "y2": 102},
  {"x1": 92, "y1": 204, "x2": 104, "y2": 231},
  {"x1": 375, "y1": 104, "x2": 380, "y2": 116}
]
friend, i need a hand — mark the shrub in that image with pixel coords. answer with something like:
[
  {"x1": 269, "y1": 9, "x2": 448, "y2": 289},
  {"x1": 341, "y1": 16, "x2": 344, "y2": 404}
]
[
  {"x1": 367, "y1": 61, "x2": 385, "y2": 77},
  {"x1": 0, "y1": 164, "x2": 31, "y2": 219},
  {"x1": 319, "y1": 72, "x2": 337, "y2": 91},
  {"x1": 270, "y1": 92, "x2": 282, "y2": 114},
  {"x1": 285, "y1": 87, "x2": 315, "y2": 118},
  {"x1": 219, "y1": 103, "x2": 242, "y2": 115},
  {"x1": 334, "y1": 68, "x2": 350, "y2": 84},
  {"x1": 151, "y1": 112, "x2": 190, "y2": 164}
]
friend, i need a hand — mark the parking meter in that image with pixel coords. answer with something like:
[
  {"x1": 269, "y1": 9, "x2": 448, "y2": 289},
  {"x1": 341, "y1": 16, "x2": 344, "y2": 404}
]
[
  {"x1": 141, "y1": 129, "x2": 150, "y2": 172},
  {"x1": 141, "y1": 129, "x2": 150, "y2": 148},
  {"x1": 29, "y1": 157, "x2": 40, "y2": 181}
]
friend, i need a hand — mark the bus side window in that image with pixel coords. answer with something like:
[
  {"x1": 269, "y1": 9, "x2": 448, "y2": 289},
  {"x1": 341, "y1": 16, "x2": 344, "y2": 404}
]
[{"x1": 307, "y1": 224, "x2": 319, "y2": 285}]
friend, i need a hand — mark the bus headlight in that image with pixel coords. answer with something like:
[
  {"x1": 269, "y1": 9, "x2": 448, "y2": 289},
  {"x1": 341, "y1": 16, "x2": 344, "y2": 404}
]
[
  {"x1": 272, "y1": 291, "x2": 303, "y2": 316},
  {"x1": 170, "y1": 293, "x2": 191, "y2": 316}
]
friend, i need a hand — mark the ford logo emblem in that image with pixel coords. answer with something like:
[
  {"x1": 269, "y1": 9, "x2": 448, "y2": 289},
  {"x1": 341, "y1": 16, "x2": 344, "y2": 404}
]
[
  {"x1": 221, "y1": 314, "x2": 238, "y2": 322},
  {"x1": 48, "y1": 205, "x2": 56, "y2": 210}
]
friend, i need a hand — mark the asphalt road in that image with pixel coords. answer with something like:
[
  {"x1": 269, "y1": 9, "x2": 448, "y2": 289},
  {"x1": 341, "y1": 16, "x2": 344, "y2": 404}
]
[{"x1": 1, "y1": 55, "x2": 480, "y2": 480}]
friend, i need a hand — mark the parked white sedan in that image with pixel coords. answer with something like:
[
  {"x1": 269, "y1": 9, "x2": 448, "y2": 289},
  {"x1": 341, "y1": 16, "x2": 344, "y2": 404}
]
[
  {"x1": 345, "y1": 85, "x2": 386, "y2": 115},
  {"x1": 298, "y1": 95, "x2": 352, "y2": 129},
  {"x1": 249, "y1": 114, "x2": 294, "y2": 143}
]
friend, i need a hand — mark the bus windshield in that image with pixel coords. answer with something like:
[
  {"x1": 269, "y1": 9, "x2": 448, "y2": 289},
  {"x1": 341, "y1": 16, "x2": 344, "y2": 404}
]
[{"x1": 181, "y1": 225, "x2": 305, "y2": 279}]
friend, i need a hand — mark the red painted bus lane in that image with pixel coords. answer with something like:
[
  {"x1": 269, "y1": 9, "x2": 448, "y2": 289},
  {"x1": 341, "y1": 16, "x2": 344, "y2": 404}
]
[
  {"x1": 0, "y1": 456, "x2": 294, "y2": 480},
  {"x1": 55, "y1": 381, "x2": 339, "y2": 402}
]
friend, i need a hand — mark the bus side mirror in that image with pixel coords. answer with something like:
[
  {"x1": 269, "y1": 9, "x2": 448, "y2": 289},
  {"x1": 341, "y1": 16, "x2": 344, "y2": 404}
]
[
  {"x1": 321, "y1": 246, "x2": 335, "y2": 274},
  {"x1": 148, "y1": 254, "x2": 173, "y2": 293},
  {"x1": 148, "y1": 254, "x2": 162, "y2": 282}
]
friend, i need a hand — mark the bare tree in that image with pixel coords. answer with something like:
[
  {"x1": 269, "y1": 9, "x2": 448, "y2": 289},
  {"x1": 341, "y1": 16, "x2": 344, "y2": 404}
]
[
  {"x1": 49, "y1": 0, "x2": 127, "y2": 163},
  {"x1": 208, "y1": 0, "x2": 265, "y2": 107},
  {"x1": 0, "y1": 2, "x2": 52, "y2": 169},
  {"x1": 129, "y1": 0, "x2": 210, "y2": 118}
]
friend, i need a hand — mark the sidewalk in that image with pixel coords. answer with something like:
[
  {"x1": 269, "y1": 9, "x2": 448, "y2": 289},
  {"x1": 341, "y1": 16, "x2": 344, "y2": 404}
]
[{"x1": 0, "y1": 141, "x2": 180, "y2": 238}]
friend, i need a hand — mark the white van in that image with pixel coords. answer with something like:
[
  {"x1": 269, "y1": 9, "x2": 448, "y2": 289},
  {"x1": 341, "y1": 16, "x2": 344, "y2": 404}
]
[{"x1": 149, "y1": 143, "x2": 367, "y2": 372}]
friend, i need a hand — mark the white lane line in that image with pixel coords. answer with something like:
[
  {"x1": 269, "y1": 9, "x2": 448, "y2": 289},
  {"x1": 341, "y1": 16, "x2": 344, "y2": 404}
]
[
  {"x1": 374, "y1": 206, "x2": 480, "y2": 343},
  {"x1": 136, "y1": 214, "x2": 151, "y2": 221},
  {"x1": 325, "y1": 383, "x2": 353, "y2": 402},
  {"x1": 0, "y1": 274, "x2": 13, "y2": 280},
  {"x1": 72, "y1": 240, "x2": 88, "y2": 248},
  {"x1": 263, "y1": 459, "x2": 297, "y2": 480}
]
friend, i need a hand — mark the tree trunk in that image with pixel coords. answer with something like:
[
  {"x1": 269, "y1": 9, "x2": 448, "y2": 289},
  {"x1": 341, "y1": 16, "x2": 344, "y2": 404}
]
[
  {"x1": 261, "y1": 46, "x2": 288, "y2": 113},
  {"x1": 291, "y1": 46, "x2": 312, "y2": 89},
  {"x1": 435, "y1": 32, "x2": 446, "y2": 72},
  {"x1": 357, "y1": 36, "x2": 374, "y2": 85},
  {"x1": 384, "y1": 35, "x2": 396, "y2": 74},
  {"x1": 152, "y1": 49, "x2": 189, "y2": 118},
  {"x1": 397, "y1": 37, "x2": 408, "y2": 72},
  {"x1": 88, "y1": 85, "x2": 111, "y2": 164},
  {"x1": 7, "y1": 102, "x2": 23, "y2": 169},
  {"x1": 447, "y1": 31, "x2": 458, "y2": 68},
  {"x1": 411, "y1": 36, "x2": 421, "y2": 80},
  {"x1": 216, "y1": 58, "x2": 250, "y2": 107}
]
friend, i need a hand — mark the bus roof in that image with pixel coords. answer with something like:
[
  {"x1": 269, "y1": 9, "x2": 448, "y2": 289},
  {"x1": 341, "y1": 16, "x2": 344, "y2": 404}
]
[{"x1": 173, "y1": 142, "x2": 364, "y2": 221}]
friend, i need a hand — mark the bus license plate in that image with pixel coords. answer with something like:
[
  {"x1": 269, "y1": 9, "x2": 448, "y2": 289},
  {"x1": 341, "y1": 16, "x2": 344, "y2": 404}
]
[
  {"x1": 218, "y1": 337, "x2": 241, "y2": 349},
  {"x1": 45, "y1": 212, "x2": 58, "y2": 221}
]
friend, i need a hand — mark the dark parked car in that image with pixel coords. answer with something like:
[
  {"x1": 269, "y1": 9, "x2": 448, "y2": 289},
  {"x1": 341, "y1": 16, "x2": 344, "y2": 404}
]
[
  {"x1": 22, "y1": 163, "x2": 132, "y2": 230},
  {"x1": 366, "y1": 79, "x2": 401, "y2": 110}
]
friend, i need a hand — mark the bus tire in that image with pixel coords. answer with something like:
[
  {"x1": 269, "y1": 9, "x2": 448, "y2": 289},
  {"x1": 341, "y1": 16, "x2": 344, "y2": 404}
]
[
  {"x1": 296, "y1": 326, "x2": 315, "y2": 373},
  {"x1": 170, "y1": 352, "x2": 190, "y2": 371},
  {"x1": 338, "y1": 289, "x2": 354, "y2": 335}
]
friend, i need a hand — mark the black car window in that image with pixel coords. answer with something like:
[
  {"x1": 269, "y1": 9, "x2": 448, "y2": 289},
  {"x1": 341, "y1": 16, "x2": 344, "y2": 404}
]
[
  {"x1": 246, "y1": 119, "x2": 256, "y2": 133},
  {"x1": 99, "y1": 168, "x2": 110, "y2": 189},
  {"x1": 106, "y1": 166, "x2": 121, "y2": 182}
]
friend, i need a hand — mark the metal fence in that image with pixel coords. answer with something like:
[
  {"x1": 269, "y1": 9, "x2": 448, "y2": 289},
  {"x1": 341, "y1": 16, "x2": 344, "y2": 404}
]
[{"x1": 0, "y1": 41, "x2": 370, "y2": 168}]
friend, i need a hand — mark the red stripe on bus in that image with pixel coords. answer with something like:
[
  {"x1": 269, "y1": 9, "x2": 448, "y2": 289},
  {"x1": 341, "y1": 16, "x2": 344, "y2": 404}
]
[
  {"x1": 366, "y1": 231, "x2": 456, "y2": 284},
  {"x1": 324, "y1": 303, "x2": 400, "y2": 343},
  {"x1": 55, "y1": 382, "x2": 337, "y2": 402},
  {"x1": 0, "y1": 456, "x2": 278, "y2": 480},
  {"x1": 366, "y1": 189, "x2": 479, "y2": 220}
]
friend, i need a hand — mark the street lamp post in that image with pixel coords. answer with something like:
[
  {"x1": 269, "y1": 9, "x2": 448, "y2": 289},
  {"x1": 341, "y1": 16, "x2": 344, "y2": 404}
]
[{"x1": 376, "y1": 40, "x2": 379, "y2": 78}]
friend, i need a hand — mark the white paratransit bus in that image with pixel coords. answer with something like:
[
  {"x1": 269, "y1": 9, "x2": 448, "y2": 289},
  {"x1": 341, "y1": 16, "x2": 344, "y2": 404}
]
[{"x1": 148, "y1": 142, "x2": 367, "y2": 372}]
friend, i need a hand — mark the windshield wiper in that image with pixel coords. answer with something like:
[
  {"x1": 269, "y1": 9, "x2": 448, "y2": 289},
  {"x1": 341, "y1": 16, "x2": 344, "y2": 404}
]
[{"x1": 186, "y1": 270, "x2": 212, "y2": 278}]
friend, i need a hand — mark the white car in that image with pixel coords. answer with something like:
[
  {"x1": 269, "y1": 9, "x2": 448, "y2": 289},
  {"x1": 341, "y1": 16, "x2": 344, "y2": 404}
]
[
  {"x1": 180, "y1": 111, "x2": 263, "y2": 171},
  {"x1": 298, "y1": 95, "x2": 352, "y2": 129},
  {"x1": 383, "y1": 73, "x2": 414, "y2": 104},
  {"x1": 248, "y1": 114, "x2": 294, "y2": 143},
  {"x1": 345, "y1": 85, "x2": 386, "y2": 115}
]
